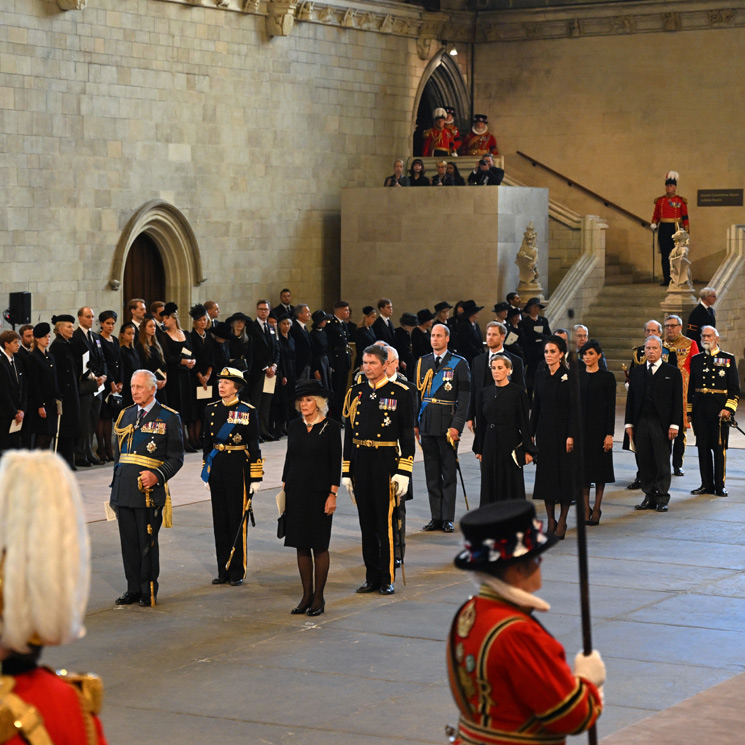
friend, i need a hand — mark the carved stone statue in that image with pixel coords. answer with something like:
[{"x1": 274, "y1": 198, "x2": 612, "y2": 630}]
[
  {"x1": 57, "y1": 0, "x2": 86, "y2": 9},
  {"x1": 661, "y1": 222, "x2": 697, "y2": 313},
  {"x1": 515, "y1": 221, "x2": 543, "y2": 296},
  {"x1": 266, "y1": 0, "x2": 297, "y2": 36}
]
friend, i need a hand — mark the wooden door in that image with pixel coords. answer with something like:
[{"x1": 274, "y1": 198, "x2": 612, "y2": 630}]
[{"x1": 122, "y1": 233, "x2": 166, "y2": 314}]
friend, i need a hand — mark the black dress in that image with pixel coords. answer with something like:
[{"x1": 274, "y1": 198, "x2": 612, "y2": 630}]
[
  {"x1": 160, "y1": 332, "x2": 195, "y2": 422},
  {"x1": 353, "y1": 325, "x2": 377, "y2": 368},
  {"x1": 282, "y1": 418, "x2": 341, "y2": 551},
  {"x1": 190, "y1": 329, "x2": 214, "y2": 421},
  {"x1": 48, "y1": 336, "x2": 81, "y2": 466},
  {"x1": 277, "y1": 331, "x2": 297, "y2": 428},
  {"x1": 136, "y1": 342, "x2": 167, "y2": 403},
  {"x1": 26, "y1": 348, "x2": 59, "y2": 437},
  {"x1": 530, "y1": 365, "x2": 576, "y2": 503},
  {"x1": 119, "y1": 344, "x2": 139, "y2": 408},
  {"x1": 99, "y1": 335, "x2": 122, "y2": 419},
  {"x1": 411, "y1": 327, "x2": 431, "y2": 360},
  {"x1": 579, "y1": 369, "x2": 616, "y2": 485},
  {"x1": 473, "y1": 382, "x2": 536, "y2": 505}
]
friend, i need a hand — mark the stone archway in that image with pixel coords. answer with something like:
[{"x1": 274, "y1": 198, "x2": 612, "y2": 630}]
[
  {"x1": 110, "y1": 200, "x2": 206, "y2": 313},
  {"x1": 412, "y1": 50, "x2": 470, "y2": 156}
]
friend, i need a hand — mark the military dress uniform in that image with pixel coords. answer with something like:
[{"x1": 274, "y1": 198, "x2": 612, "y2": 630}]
[
  {"x1": 460, "y1": 129, "x2": 498, "y2": 157},
  {"x1": 0, "y1": 662, "x2": 108, "y2": 745},
  {"x1": 664, "y1": 334, "x2": 699, "y2": 472},
  {"x1": 688, "y1": 347, "x2": 739, "y2": 495},
  {"x1": 342, "y1": 377, "x2": 415, "y2": 589},
  {"x1": 422, "y1": 125, "x2": 457, "y2": 157},
  {"x1": 416, "y1": 352, "x2": 470, "y2": 528},
  {"x1": 325, "y1": 315, "x2": 352, "y2": 420},
  {"x1": 111, "y1": 400, "x2": 184, "y2": 604},
  {"x1": 652, "y1": 193, "x2": 689, "y2": 284},
  {"x1": 202, "y1": 394, "x2": 263, "y2": 584}
]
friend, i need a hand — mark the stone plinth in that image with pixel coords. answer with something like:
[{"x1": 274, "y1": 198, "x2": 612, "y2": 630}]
[{"x1": 340, "y1": 186, "x2": 549, "y2": 322}]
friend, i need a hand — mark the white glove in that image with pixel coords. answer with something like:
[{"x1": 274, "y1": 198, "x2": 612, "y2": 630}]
[
  {"x1": 650, "y1": 222, "x2": 657, "y2": 231},
  {"x1": 342, "y1": 477, "x2": 356, "y2": 505},
  {"x1": 391, "y1": 474, "x2": 410, "y2": 499},
  {"x1": 573, "y1": 650, "x2": 606, "y2": 688}
]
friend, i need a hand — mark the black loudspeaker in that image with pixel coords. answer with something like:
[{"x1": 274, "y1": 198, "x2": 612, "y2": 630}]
[{"x1": 8, "y1": 291, "x2": 31, "y2": 326}]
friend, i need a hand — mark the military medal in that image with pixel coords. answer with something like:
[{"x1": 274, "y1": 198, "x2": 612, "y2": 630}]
[
  {"x1": 719, "y1": 369, "x2": 726, "y2": 377},
  {"x1": 369, "y1": 392, "x2": 377, "y2": 400},
  {"x1": 457, "y1": 600, "x2": 476, "y2": 637},
  {"x1": 444, "y1": 381, "x2": 453, "y2": 391},
  {"x1": 147, "y1": 440, "x2": 156, "y2": 453},
  {"x1": 382, "y1": 414, "x2": 391, "y2": 427},
  {"x1": 233, "y1": 433, "x2": 243, "y2": 443}
]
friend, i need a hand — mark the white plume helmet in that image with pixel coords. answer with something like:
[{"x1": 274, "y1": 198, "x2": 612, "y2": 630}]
[
  {"x1": 0, "y1": 451, "x2": 90, "y2": 653},
  {"x1": 665, "y1": 170, "x2": 679, "y2": 184}
]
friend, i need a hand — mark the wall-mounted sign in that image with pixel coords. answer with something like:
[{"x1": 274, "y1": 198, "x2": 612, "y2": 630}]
[{"x1": 697, "y1": 189, "x2": 743, "y2": 207}]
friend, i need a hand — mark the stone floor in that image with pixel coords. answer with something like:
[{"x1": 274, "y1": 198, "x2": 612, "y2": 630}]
[{"x1": 47, "y1": 418, "x2": 745, "y2": 744}]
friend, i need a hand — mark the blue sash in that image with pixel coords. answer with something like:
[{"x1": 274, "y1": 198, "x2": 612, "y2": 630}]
[
  {"x1": 201, "y1": 403, "x2": 250, "y2": 482},
  {"x1": 418, "y1": 356, "x2": 462, "y2": 421}
]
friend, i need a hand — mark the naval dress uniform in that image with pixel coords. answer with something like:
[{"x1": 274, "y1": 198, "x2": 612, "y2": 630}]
[
  {"x1": 447, "y1": 586, "x2": 603, "y2": 745},
  {"x1": 111, "y1": 400, "x2": 184, "y2": 603},
  {"x1": 688, "y1": 347, "x2": 739, "y2": 495},
  {"x1": 342, "y1": 377, "x2": 415, "y2": 589},
  {"x1": 652, "y1": 193, "x2": 689, "y2": 284},
  {"x1": 202, "y1": 395, "x2": 263, "y2": 583},
  {"x1": 416, "y1": 351, "x2": 471, "y2": 526}
]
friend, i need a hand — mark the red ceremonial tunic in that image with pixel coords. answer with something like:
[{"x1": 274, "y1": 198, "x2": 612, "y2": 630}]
[
  {"x1": 447, "y1": 586, "x2": 602, "y2": 745},
  {"x1": 4, "y1": 667, "x2": 108, "y2": 745},
  {"x1": 422, "y1": 126, "x2": 457, "y2": 157},
  {"x1": 652, "y1": 194, "x2": 689, "y2": 231},
  {"x1": 445, "y1": 122, "x2": 462, "y2": 152},
  {"x1": 461, "y1": 130, "x2": 499, "y2": 157}
]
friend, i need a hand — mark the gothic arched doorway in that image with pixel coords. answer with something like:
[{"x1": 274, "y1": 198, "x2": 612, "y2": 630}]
[
  {"x1": 110, "y1": 200, "x2": 206, "y2": 316},
  {"x1": 412, "y1": 51, "x2": 470, "y2": 156},
  {"x1": 123, "y1": 233, "x2": 166, "y2": 313}
]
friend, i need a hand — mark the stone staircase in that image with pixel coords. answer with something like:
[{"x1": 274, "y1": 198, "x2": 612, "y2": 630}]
[
  {"x1": 579, "y1": 282, "x2": 681, "y2": 392},
  {"x1": 604, "y1": 254, "x2": 653, "y2": 285}
]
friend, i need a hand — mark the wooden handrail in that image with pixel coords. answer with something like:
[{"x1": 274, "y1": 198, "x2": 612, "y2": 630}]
[{"x1": 516, "y1": 151, "x2": 650, "y2": 228}]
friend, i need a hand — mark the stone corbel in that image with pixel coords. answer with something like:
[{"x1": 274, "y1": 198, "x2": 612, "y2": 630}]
[
  {"x1": 266, "y1": 0, "x2": 298, "y2": 37},
  {"x1": 57, "y1": 0, "x2": 86, "y2": 9},
  {"x1": 417, "y1": 12, "x2": 448, "y2": 60},
  {"x1": 341, "y1": 9, "x2": 356, "y2": 28},
  {"x1": 297, "y1": 2, "x2": 314, "y2": 21},
  {"x1": 243, "y1": 0, "x2": 261, "y2": 12}
]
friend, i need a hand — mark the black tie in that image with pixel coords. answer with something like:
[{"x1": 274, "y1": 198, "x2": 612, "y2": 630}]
[
  {"x1": 10, "y1": 358, "x2": 18, "y2": 382},
  {"x1": 435, "y1": 356, "x2": 441, "y2": 370},
  {"x1": 136, "y1": 408, "x2": 146, "y2": 428},
  {"x1": 264, "y1": 322, "x2": 271, "y2": 344}
]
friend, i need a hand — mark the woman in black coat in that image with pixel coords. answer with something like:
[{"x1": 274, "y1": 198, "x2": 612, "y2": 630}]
[
  {"x1": 189, "y1": 304, "x2": 214, "y2": 450},
  {"x1": 96, "y1": 310, "x2": 122, "y2": 462},
  {"x1": 136, "y1": 317, "x2": 167, "y2": 401},
  {"x1": 353, "y1": 306, "x2": 377, "y2": 368},
  {"x1": 310, "y1": 310, "x2": 332, "y2": 388},
  {"x1": 118, "y1": 323, "x2": 139, "y2": 408},
  {"x1": 282, "y1": 380, "x2": 341, "y2": 617},
  {"x1": 26, "y1": 322, "x2": 59, "y2": 451},
  {"x1": 48, "y1": 315, "x2": 81, "y2": 469},
  {"x1": 276, "y1": 314, "x2": 297, "y2": 435},
  {"x1": 530, "y1": 336, "x2": 576, "y2": 539},
  {"x1": 520, "y1": 297, "x2": 551, "y2": 398},
  {"x1": 473, "y1": 355, "x2": 536, "y2": 506},
  {"x1": 578, "y1": 340, "x2": 616, "y2": 526}
]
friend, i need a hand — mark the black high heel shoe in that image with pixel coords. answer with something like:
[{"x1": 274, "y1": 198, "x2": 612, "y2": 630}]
[
  {"x1": 291, "y1": 599, "x2": 312, "y2": 615},
  {"x1": 307, "y1": 601, "x2": 325, "y2": 617},
  {"x1": 587, "y1": 509, "x2": 602, "y2": 526}
]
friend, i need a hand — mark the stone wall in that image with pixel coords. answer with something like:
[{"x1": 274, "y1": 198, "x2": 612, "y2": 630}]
[
  {"x1": 0, "y1": 0, "x2": 428, "y2": 322},
  {"x1": 474, "y1": 22, "x2": 745, "y2": 282}
]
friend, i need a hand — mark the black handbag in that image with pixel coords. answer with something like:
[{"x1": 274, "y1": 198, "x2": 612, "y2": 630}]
[{"x1": 277, "y1": 512, "x2": 286, "y2": 539}]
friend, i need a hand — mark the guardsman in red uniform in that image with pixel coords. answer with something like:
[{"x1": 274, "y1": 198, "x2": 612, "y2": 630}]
[
  {"x1": 447, "y1": 501, "x2": 604, "y2": 745},
  {"x1": 422, "y1": 107, "x2": 457, "y2": 158},
  {"x1": 444, "y1": 106, "x2": 462, "y2": 153},
  {"x1": 460, "y1": 113, "x2": 499, "y2": 157},
  {"x1": 688, "y1": 326, "x2": 739, "y2": 497},
  {"x1": 0, "y1": 451, "x2": 109, "y2": 745},
  {"x1": 651, "y1": 170, "x2": 689, "y2": 286}
]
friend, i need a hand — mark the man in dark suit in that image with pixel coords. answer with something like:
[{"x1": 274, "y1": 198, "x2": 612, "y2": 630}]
[
  {"x1": 415, "y1": 323, "x2": 470, "y2": 532},
  {"x1": 625, "y1": 336, "x2": 683, "y2": 512},
  {"x1": 685, "y1": 287, "x2": 717, "y2": 348},
  {"x1": 249, "y1": 299, "x2": 281, "y2": 440},
  {"x1": 372, "y1": 298, "x2": 396, "y2": 346},
  {"x1": 272, "y1": 288, "x2": 294, "y2": 321},
  {"x1": 688, "y1": 325, "x2": 739, "y2": 497},
  {"x1": 467, "y1": 321, "x2": 525, "y2": 429},
  {"x1": 0, "y1": 330, "x2": 26, "y2": 453},
  {"x1": 111, "y1": 369, "x2": 184, "y2": 606},
  {"x1": 291, "y1": 304, "x2": 313, "y2": 381},
  {"x1": 325, "y1": 301, "x2": 353, "y2": 420},
  {"x1": 72, "y1": 306, "x2": 108, "y2": 467}
]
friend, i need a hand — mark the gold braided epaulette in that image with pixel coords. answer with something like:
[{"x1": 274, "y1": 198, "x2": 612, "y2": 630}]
[
  {"x1": 158, "y1": 404, "x2": 180, "y2": 414},
  {"x1": 55, "y1": 670, "x2": 104, "y2": 715}
]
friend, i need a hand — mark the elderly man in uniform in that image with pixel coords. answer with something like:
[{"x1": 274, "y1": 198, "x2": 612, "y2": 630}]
[
  {"x1": 651, "y1": 170, "x2": 689, "y2": 286},
  {"x1": 342, "y1": 345, "x2": 415, "y2": 595},
  {"x1": 663, "y1": 314, "x2": 698, "y2": 477},
  {"x1": 202, "y1": 367, "x2": 263, "y2": 586},
  {"x1": 460, "y1": 113, "x2": 498, "y2": 157},
  {"x1": 688, "y1": 326, "x2": 739, "y2": 497},
  {"x1": 416, "y1": 323, "x2": 470, "y2": 533},
  {"x1": 111, "y1": 369, "x2": 184, "y2": 606},
  {"x1": 0, "y1": 451, "x2": 109, "y2": 744},
  {"x1": 686, "y1": 286, "x2": 717, "y2": 347},
  {"x1": 447, "y1": 501, "x2": 604, "y2": 745},
  {"x1": 625, "y1": 336, "x2": 682, "y2": 512}
]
